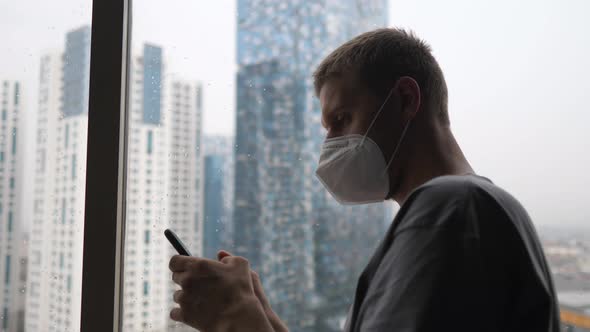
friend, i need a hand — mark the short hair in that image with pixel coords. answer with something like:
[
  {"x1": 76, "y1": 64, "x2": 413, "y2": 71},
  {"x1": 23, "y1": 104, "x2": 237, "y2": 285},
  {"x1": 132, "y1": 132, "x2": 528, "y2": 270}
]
[{"x1": 313, "y1": 28, "x2": 449, "y2": 124}]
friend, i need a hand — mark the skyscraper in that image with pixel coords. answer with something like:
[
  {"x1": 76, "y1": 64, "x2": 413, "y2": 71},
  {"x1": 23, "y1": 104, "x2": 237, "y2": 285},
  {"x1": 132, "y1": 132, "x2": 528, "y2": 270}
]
[
  {"x1": 202, "y1": 135, "x2": 234, "y2": 260},
  {"x1": 167, "y1": 79, "x2": 203, "y2": 257},
  {"x1": 123, "y1": 43, "x2": 170, "y2": 332},
  {"x1": 123, "y1": 45, "x2": 204, "y2": 332},
  {"x1": 234, "y1": 1, "x2": 388, "y2": 331},
  {"x1": 165, "y1": 78, "x2": 203, "y2": 332},
  {"x1": 26, "y1": 25, "x2": 91, "y2": 332},
  {"x1": 0, "y1": 80, "x2": 25, "y2": 332}
]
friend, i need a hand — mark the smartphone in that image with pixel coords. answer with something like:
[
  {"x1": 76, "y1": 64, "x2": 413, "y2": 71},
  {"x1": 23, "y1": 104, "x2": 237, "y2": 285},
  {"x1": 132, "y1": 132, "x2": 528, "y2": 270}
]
[{"x1": 164, "y1": 229, "x2": 192, "y2": 256}]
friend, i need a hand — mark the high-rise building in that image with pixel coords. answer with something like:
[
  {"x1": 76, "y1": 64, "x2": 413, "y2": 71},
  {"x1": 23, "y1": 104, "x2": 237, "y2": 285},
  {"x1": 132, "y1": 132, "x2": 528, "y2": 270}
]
[
  {"x1": 26, "y1": 50, "x2": 62, "y2": 332},
  {"x1": 26, "y1": 25, "x2": 91, "y2": 332},
  {"x1": 0, "y1": 80, "x2": 25, "y2": 332},
  {"x1": 123, "y1": 45, "x2": 204, "y2": 332},
  {"x1": 234, "y1": 1, "x2": 388, "y2": 331},
  {"x1": 165, "y1": 78, "x2": 203, "y2": 332},
  {"x1": 167, "y1": 79, "x2": 203, "y2": 256},
  {"x1": 123, "y1": 43, "x2": 170, "y2": 332},
  {"x1": 202, "y1": 135, "x2": 234, "y2": 259}
]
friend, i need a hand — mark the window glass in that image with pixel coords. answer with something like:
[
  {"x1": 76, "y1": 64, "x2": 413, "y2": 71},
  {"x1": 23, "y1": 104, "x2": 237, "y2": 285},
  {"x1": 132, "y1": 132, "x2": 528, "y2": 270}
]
[
  {"x1": 127, "y1": 2, "x2": 393, "y2": 332},
  {"x1": 393, "y1": 3, "x2": 589, "y2": 330},
  {"x1": 0, "y1": 1, "x2": 92, "y2": 331},
  {"x1": 128, "y1": 1, "x2": 590, "y2": 332},
  {"x1": 0, "y1": 1, "x2": 579, "y2": 332}
]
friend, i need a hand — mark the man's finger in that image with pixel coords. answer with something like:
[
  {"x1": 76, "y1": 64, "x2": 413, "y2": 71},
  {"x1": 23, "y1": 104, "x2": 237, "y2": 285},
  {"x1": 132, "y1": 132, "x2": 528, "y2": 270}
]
[
  {"x1": 172, "y1": 271, "x2": 189, "y2": 288},
  {"x1": 173, "y1": 289, "x2": 184, "y2": 304},
  {"x1": 251, "y1": 270, "x2": 271, "y2": 311},
  {"x1": 217, "y1": 250, "x2": 232, "y2": 261},
  {"x1": 170, "y1": 307, "x2": 184, "y2": 322},
  {"x1": 169, "y1": 255, "x2": 191, "y2": 272}
]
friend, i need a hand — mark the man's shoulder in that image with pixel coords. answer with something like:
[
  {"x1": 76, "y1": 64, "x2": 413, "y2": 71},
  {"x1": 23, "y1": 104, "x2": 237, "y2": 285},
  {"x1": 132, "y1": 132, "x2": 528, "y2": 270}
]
[
  {"x1": 414, "y1": 174, "x2": 518, "y2": 207},
  {"x1": 397, "y1": 174, "x2": 525, "y2": 231}
]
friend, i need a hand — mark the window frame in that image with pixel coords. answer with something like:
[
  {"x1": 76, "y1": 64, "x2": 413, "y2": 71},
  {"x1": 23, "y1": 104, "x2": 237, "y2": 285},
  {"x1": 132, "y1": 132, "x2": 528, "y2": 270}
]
[{"x1": 80, "y1": 0, "x2": 132, "y2": 331}]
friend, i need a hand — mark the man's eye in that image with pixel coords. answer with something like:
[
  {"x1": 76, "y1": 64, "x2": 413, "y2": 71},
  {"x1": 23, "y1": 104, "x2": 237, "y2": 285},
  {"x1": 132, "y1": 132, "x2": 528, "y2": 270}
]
[{"x1": 332, "y1": 113, "x2": 348, "y2": 127}]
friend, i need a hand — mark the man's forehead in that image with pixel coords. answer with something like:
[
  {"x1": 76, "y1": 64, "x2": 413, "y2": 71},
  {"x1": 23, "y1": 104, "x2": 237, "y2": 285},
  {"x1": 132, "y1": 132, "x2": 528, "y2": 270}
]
[{"x1": 319, "y1": 76, "x2": 357, "y2": 109}]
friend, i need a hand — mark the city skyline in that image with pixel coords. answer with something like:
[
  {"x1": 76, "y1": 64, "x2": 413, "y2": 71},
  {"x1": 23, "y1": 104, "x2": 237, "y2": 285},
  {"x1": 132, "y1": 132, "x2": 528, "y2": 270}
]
[
  {"x1": 1, "y1": 0, "x2": 589, "y2": 228},
  {"x1": 0, "y1": 1, "x2": 590, "y2": 332}
]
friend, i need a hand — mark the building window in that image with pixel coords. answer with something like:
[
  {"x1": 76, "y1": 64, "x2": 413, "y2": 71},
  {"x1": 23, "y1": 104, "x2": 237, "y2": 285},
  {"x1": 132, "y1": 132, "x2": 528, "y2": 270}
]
[
  {"x1": 0, "y1": 151, "x2": 3, "y2": 162},
  {"x1": 7, "y1": 211, "x2": 12, "y2": 233},
  {"x1": 60, "y1": 253, "x2": 65, "y2": 268},
  {"x1": 143, "y1": 281, "x2": 149, "y2": 296},
  {"x1": 9, "y1": 177, "x2": 14, "y2": 189},
  {"x1": 144, "y1": 230, "x2": 150, "y2": 244},
  {"x1": 142, "y1": 45, "x2": 162, "y2": 124},
  {"x1": 5, "y1": 255, "x2": 10, "y2": 284},
  {"x1": 65, "y1": 124, "x2": 70, "y2": 148},
  {"x1": 147, "y1": 130, "x2": 153, "y2": 154},
  {"x1": 11, "y1": 128, "x2": 16, "y2": 155},
  {"x1": 1, "y1": 110, "x2": 5, "y2": 120},
  {"x1": 62, "y1": 199, "x2": 67, "y2": 224},
  {"x1": 2, "y1": 308, "x2": 7, "y2": 329},
  {"x1": 14, "y1": 82, "x2": 19, "y2": 105},
  {"x1": 67, "y1": 275, "x2": 72, "y2": 292},
  {"x1": 72, "y1": 154, "x2": 77, "y2": 179}
]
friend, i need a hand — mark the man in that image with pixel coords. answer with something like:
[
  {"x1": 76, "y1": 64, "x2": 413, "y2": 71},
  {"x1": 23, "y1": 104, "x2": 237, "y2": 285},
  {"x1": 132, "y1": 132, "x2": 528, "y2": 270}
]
[{"x1": 168, "y1": 28, "x2": 560, "y2": 332}]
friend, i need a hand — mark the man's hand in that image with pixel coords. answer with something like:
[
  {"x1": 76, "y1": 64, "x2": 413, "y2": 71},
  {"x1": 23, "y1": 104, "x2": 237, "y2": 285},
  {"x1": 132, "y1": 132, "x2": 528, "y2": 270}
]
[
  {"x1": 169, "y1": 254, "x2": 274, "y2": 332},
  {"x1": 217, "y1": 250, "x2": 289, "y2": 332}
]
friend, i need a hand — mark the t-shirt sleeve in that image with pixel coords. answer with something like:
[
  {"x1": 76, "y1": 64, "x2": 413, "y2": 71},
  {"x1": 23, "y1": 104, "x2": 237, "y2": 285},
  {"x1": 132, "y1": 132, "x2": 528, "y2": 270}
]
[{"x1": 358, "y1": 204, "x2": 488, "y2": 331}]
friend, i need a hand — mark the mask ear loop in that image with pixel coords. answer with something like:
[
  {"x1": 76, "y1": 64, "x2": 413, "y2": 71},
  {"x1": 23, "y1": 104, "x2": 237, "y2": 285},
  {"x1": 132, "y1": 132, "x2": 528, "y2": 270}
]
[
  {"x1": 360, "y1": 87, "x2": 396, "y2": 147},
  {"x1": 382, "y1": 118, "x2": 412, "y2": 176},
  {"x1": 356, "y1": 86, "x2": 411, "y2": 176}
]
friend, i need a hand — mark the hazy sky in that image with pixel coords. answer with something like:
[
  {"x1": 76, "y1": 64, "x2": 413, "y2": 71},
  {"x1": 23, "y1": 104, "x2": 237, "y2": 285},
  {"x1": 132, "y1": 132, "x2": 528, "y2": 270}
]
[{"x1": 1, "y1": 0, "x2": 588, "y2": 227}]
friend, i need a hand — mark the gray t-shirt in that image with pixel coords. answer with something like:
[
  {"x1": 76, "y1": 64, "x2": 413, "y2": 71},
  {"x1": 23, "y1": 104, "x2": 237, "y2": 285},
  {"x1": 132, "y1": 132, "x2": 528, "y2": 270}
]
[{"x1": 344, "y1": 175, "x2": 560, "y2": 332}]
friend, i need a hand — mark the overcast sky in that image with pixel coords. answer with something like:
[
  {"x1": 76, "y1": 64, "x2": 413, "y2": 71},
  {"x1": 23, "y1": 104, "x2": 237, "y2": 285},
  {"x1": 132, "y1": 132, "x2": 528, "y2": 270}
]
[{"x1": 1, "y1": 0, "x2": 588, "y2": 227}]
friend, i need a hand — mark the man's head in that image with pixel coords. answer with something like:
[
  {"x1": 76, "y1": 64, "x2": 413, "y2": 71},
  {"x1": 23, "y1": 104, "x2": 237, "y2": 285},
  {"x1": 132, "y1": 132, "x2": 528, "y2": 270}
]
[{"x1": 313, "y1": 28, "x2": 450, "y2": 200}]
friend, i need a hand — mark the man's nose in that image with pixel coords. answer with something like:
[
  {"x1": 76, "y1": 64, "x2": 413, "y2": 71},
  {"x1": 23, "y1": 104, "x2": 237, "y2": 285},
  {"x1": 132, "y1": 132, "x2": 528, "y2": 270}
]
[{"x1": 326, "y1": 129, "x2": 344, "y2": 139}]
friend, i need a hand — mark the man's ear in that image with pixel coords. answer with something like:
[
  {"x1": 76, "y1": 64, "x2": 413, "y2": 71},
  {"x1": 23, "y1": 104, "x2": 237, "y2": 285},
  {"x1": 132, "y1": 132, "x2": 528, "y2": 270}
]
[{"x1": 393, "y1": 76, "x2": 421, "y2": 120}]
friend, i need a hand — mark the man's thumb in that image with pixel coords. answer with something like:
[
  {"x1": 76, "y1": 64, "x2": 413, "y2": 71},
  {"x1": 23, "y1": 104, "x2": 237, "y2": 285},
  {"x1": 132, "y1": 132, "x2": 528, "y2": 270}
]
[{"x1": 217, "y1": 250, "x2": 232, "y2": 261}]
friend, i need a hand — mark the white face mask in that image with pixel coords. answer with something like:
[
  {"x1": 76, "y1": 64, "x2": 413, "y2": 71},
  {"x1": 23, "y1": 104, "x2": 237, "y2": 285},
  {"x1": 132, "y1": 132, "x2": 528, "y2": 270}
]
[{"x1": 315, "y1": 88, "x2": 412, "y2": 205}]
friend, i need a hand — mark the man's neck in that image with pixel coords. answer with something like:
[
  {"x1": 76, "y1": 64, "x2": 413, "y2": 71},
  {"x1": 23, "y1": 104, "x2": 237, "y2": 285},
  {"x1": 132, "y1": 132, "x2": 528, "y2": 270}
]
[{"x1": 392, "y1": 127, "x2": 473, "y2": 205}]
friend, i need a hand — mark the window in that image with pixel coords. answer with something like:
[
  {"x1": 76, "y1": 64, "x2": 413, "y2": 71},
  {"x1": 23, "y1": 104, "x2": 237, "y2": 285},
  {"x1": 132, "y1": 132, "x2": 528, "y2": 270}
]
[
  {"x1": 146, "y1": 130, "x2": 153, "y2": 154},
  {"x1": 65, "y1": 124, "x2": 69, "y2": 148},
  {"x1": 2, "y1": 308, "x2": 7, "y2": 330},
  {"x1": 0, "y1": 1, "x2": 588, "y2": 332},
  {"x1": 7, "y1": 212, "x2": 12, "y2": 233},
  {"x1": 62, "y1": 199, "x2": 67, "y2": 224},
  {"x1": 72, "y1": 154, "x2": 77, "y2": 179},
  {"x1": 4, "y1": 255, "x2": 10, "y2": 284},
  {"x1": 14, "y1": 82, "x2": 19, "y2": 106},
  {"x1": 11, "y1": 128, "x2": 16, "y2": 155}
]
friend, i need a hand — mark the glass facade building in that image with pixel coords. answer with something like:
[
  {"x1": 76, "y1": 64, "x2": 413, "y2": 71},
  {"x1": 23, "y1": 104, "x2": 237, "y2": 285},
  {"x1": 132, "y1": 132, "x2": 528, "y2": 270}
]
[{"x1": 234, "y1": 1, "x2": 389, "y2": 330}]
